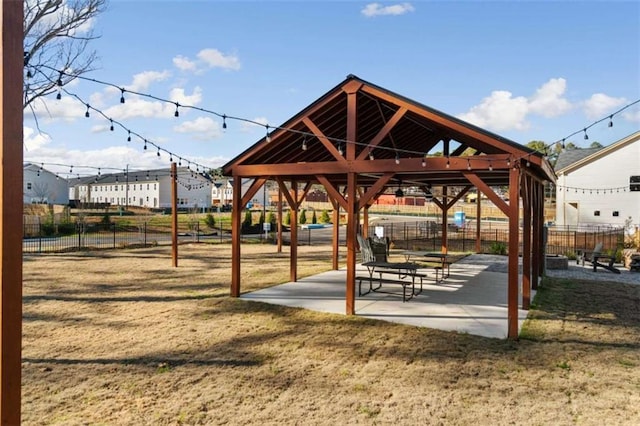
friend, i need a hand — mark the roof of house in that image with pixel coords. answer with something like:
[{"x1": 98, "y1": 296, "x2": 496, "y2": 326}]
[
  {"x1": 554, "y1": 148, "x2": 602, "y2": 171},
  {"x1": 555, "y1": 131, "x2": 640, "y2": 175}
]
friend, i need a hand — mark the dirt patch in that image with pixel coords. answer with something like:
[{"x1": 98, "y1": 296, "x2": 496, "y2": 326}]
[{"x1": 22, "y1": 244, "x2": 640, "y2": 425}]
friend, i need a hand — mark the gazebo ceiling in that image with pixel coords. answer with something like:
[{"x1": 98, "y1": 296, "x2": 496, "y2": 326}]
[{"x1": 223, "y1": 75, "x2": 556, "y2": 189}]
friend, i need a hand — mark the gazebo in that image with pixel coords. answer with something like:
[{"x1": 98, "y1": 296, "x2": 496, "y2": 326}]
[{"x1": 222, "y1": 75, "x2": 555, "y2": 339}]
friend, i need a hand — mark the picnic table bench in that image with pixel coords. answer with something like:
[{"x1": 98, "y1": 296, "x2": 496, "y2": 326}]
[
  {"x1": 402, "y1": 251, "x2": 452, "y2": 282},
  {"x1": 358, "y1": 261, "x2": 428, "y2": 302}
]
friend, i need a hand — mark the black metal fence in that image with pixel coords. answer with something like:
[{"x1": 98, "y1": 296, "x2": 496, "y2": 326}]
[
  {"x1": 23, "y1": 222, "x2": 225, "y2": 253},
  {"x1": 373, "y1": 220, "x2": 624, "y2": 255}
]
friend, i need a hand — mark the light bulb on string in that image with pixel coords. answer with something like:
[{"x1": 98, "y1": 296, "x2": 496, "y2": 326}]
[
  {"x1": 143, "y1": 140, "x2": 148, "y2": 150},
  {"x1": 222, "y1": 115, "x2": 227, "y2": 130},
  {"x1": 157, "y1": 148, "x2": 161, "y2": 158},
  {"x1": 56, "y1": 88, "x2": 62, "y2": 100},
  {"x1": 338, "y1": 143, "x2": 343, "y2": 156},
  {"x1": 368, "y1": 148, "x2": 374, "y2": 160},
  {"x1": 489, "y1": 161, "x2": 493, "y2": 172},
  {"x1": 446, "y1": 157, "x2": 450, "y2": 169},
  {"x1": 127, "y1": 131, "x2": 131, "y2": 142},
  {"x1": 85, "y1": 104, "x2": 90, "y2": 118},
  {"x1": 174, "y1": 103, "x2": 180, "y2": 117},
  {"x1": 395, "y1": 152, "x2": 400, "y2": 164},
  {"x1": 301, "y1": 136, "x2": 307, "y2": 151},
  {"x1": 583, "y1": 128, "x2": 589, "y2": 140},
  {"x1": 608, "y1": 115, "x2": 613, "y2": 127},
  {"x1": 421, "y1": 155, "x2": 426, "y2": 167},
  {"x1": 265, "y1": 125, "x2": 271, "y2": 143},
  {"x1": 561, "y1": 139, "x2": 565, "y2": 149},
  {"x1": 109, "y1": 119, "x2": 114, "y2": 131},
  {"x1": 467, "y1": 159, "x2": 471, "y2": 170},
  {"x1": 120, "y1": 88, "x2": 126, "y2": 104}
]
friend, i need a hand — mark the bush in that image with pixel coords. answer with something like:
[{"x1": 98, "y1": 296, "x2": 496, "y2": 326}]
[
  {"x1": 489, "y1": 241, "x2": 507, "y2": 255},
  {"x1": 284, "y1": 210, "x2": 291, "y2": 225},
  {"x1": 266, "y1": 211, "x2": 276, "y2": 227},
  {"x1": 299, "y1": 209, "x2": 307, "y2": 224},
  {"x1": 320, "y1": 210, "x2": 330, "y2": 223},
  {"x1": 242, "y1": 210, "x2": 253, "y2": 227},
  {"x1": 204, "y1": 213, "x2": 216, "y2": 229},
  {"x1": 312, "y1": 210, "x2": 317, "y2": 224}
]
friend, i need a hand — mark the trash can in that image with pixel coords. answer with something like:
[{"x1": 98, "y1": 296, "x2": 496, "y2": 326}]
[{"x1": 454, "y1": 211, "x2": 466, "y2": 228}]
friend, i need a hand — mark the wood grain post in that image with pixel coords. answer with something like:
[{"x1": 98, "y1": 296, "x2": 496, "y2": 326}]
[{"x1": 1, "y1": 1, "x2": 23, "y2": 423}]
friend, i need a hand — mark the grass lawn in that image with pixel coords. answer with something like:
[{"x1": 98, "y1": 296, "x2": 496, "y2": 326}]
[{"x1": 22, "y1": 244, "x2": 640, "y2": 425}]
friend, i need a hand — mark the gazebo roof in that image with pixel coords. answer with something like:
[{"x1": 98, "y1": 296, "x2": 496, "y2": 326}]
[{"x1": 223, "y1": 74, "x2": 555, "y2": 188}]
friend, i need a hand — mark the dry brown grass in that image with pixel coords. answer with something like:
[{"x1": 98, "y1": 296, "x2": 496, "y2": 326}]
[{"x1": 22, "y1": 243, "x2": 640, "y2": 425}]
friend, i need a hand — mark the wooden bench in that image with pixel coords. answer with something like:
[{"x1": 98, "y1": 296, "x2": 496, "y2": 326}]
[{"x1": 591, "y1": 253, "x2": 621, "y2": 274}]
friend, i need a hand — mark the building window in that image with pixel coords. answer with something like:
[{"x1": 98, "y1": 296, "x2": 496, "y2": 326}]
[
  {"x1": 613, "y1": 211, "x2": 619, "y2": 217},
  {"x1": 594, "y1": 210, "x2": 600, "y2": 216},
  {"x1": 27, "y1": 182, "x2": 32, "y2": 190},
  {"x1": 630, "y1": 176, "x2": 640, "y2": 192}
]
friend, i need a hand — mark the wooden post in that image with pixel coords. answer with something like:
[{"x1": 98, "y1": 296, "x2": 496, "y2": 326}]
[
  {"x1": 277, "y1": 188, "x2": 282, "y2": 253},
  {"x1": 346, "y1": 173, "x2": 357, "y2": 315},
  {"x1": 171, "y1": 162, "x2": 178, "y2": 267},
  {"x1": 475, "y1": 191, "x2": 482, "y2": 253},
  {"x1": 522, "y1": 174, "x2": 531, "y2": 310},
  {"x1": 531, "y1": 180, "x2": 541, "y2": 290},
  {"x1": 441, "y1": 186, "x2": 448, "y2": 253},
  {"x1": 1, "y1": 1, "x2": 23, "y2": 423},
  {"x1": 332, "y1": 199, "x2": 339, "y2": 270},
  {"x1": 231, "y1": 177, "x2": 242, "y2": 297},
  {"x1": 507, "y1": 166, "x2": 521, "y2": 339},
  {"x1": 362, "y1": 205, "x2": 369, "y2": 238},
  {"x1": 290, "y1": 181, "x2": 298, "y2": 282}
]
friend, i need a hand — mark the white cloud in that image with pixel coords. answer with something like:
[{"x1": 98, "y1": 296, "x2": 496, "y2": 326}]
[
  {"x1": 622, "y1": 107, "x2": 640, "y2": 122},
  {"x1": 169, "y1": 86, "x2": 203, "y2": 106},
  {"x1": 458, "y1": 78, "x2": 575, "y2": 131},
  {"x1": 23, "y1": 126, "x2": 52, "y2": 151},
  {"x1": 173, "y1": 117, "x2": 222, "y2": 141},
  {"x1": 197, "y1": 49, "x2": 241, "y2": 71},
  {"x1": 125, "y1": 70, "x2": 171, "y2": 92},
  {"x1": 173, "y1": 55, "x2": 198, "y2": 72},
  {"x1": 583, "y1": 93, "x2": 627, "y2": 120},
  {"x1": 173, "y1": 48, "x2": 241, "y2": 74},
  {"x1": 528, "y1": 78, "x2": 572, "y2": 117},
  {"x1": 458, "y1": 90, "x2": 530, "y2": 131},
  {"x1": 27, "y1": 96, "x2": 86, "y2": 122},
  {"x1": 361, "y1": 2, "x2": 415, "y2": 17},
  {"x1": 103, "y1": 97, "x2": 173, "y2": 120}
]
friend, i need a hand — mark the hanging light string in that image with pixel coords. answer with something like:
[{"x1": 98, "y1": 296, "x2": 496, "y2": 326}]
[
  {"x1": 24, "y1": 160, "x2": 215, "y2": 185},
  {"x1": 31, "y1": 67, "x2": 215, "y2": 174},
  {"x1": 32, "y1": 65, "x2": 640, "y2": 168},
  {"x1": 556, "y1": 184, "x2": 631, "y2": 194}
]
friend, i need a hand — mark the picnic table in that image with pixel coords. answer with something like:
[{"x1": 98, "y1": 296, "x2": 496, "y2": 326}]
[
  {"x1": 358, "y1": 261, "x2": 427, "y2": 302},
  {"x1": 402, "y1": 251, "x2": 452, "y2": 282}
]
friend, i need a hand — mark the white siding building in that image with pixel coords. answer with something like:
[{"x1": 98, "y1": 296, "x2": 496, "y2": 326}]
[
  {"x1": 68, "y1": 167, "x2": 212, "y2": 209},
  {"x1": 24, "y1": 163, "x2": 69, "y2": 205},
  {"x1": 555, "y1": 131, "x2": 640, "y2": 227}
]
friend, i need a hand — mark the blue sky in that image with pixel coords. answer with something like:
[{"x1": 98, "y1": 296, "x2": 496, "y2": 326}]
[{"x1": 24, "y1": 0, "x2": 640, "y2": 177}]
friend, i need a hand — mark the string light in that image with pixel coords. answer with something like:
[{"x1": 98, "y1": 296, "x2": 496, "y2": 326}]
[
  {"x1": 467, "y1": 158, "x2": 471, "y2": 170},
  {"x1": 120, "y1": 88, "x2": 125, "y2": 104},
  {"x1": 421, "y1": 155, "x2": 426, "y2": 167},
  {"x1": 85, "y1": 104, "x2": 90, "y2": 118},
  {"x1": 127, "y1": 130, "x2": 131, "y2": 142},
  {"x1": 489, "y1": 161, "x2": 493, "y2": 172},
  {"x1": 301, "y1": 135, "x2": 307, "y2": 151},
  {"x1": 395, "y1": 152, "x2": 400, "y2": 164},
  {"x1": 109, "y1": 119, "x2": 114, "y2": 131},
  {"x1": 33, "y1": 66, "x2": 640, "y2": 176},
  {"x1": 174, "y1": 102, "x2": 180, "y2": 117},
  {"x1": 445, "y1": 157, "x2": 450, "y2": 168},
  {"x1": 222, "y1": 114, "x2": 227, "y2": 130},
  {"x1": 368, "y1": 148, "x2": 374, "y2": 160},
  {"x1": 338, "y1": 143, "x2": 343, "y2": 156},
  {"x1": 583, "y1": 128, "x2": 589, "y2": 140}
]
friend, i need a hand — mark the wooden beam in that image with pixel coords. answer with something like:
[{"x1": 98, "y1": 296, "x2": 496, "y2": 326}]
[
  {"x1": 232, "y1": 155, "x2": 512, "y2": 177},
  {"x1": 346, "y1": 173, "x2": 357, "y2": 314},
  {"x1": 356, "y1": 107, "x2": 408, "y2": 161},
  {"x1": 332, "y1": 201, "x2": 340, "y2": 270},
  {"x1": 240, "y1": 177, "x2": 267, "y2": 207},
  {"x1": 297, "y1": 181, "x2": 312, "y2": 204},
  {"x1": 276, "y1": 178, "x2": 296, "y2": 209},
  {"x1": 359, "y1": 173, "x2": 394, "y2": 207},
  {"x1": 476, "y1": 193, "x2": 482, "y2": 253},
  {"x1": 1, "y1": 1, "x2": 23, "y2": 422},
  {"x1": 441, "y1": 186, "x2": 448, "y2": 253},
  {"x1": 277, "y1": 189, "x2": 283, "y2": 253},
  {"x1": 302, "y1": 117, "x2": 346, "y2": 162},
  {"x1": 463, "y1": 172, "x2": 510, "y2": 215},
  {"x1": 445, "y1": 186, "x2": 472, "y2": 210},
  {"x1": 507, "y1": 167, "x2": 521, "y2": 339},
  {"x1": 317, "y1": 175, "x2": 347, "y2": 210}
]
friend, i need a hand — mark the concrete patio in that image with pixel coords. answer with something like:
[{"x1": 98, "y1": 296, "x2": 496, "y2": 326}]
[{"x1": 241, "y1": 254, "x2": 532, "y2": 339}]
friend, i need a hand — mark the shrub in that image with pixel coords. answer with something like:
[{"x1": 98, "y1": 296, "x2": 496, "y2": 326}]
[
  {"x1": 489, "y1": 241, "x2": 507, "y2": 255},
  {"x1": 299, "y1": 209, "x2": 307, "y2": 224},
  {"x1": 312, "y1": 210, "x2": 317, "y2": 224},
  {"x1": 266, "y1": 211, "x2": 276, "y2": 227},
  {"x1": 320, "y1": 210, "x2": 330, "y2": 223},
  {"x1": 284, "y1": 210, "x2": 291, "y2": 225},
  {"x1": 204, "y1": 213, "x2": 216, "y2": 229},
  {"x1": 242, "y1": 210, "x2": 253, "y2": 227}
]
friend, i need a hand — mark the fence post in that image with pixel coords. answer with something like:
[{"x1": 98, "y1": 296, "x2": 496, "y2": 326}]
[
  {"x1": 197, "y1": 222, "x2": 200, "y2": 243},
  {"x1": 144, "y1": 222, "x2": 147, "y2": 246},
  {"x1": 78, "y1": 222, "x2": 81, "y2": 249},
  {"x1": 113, "y1": 222, "x2": 116, "y2": 248},
  {"x1": 38, "y1": 222, "x2": 42, "y2": 253}
]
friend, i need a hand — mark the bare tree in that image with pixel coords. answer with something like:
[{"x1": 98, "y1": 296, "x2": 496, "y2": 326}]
[{"x1": 23, "y1": 0, "x2": 107, "y2": 109}]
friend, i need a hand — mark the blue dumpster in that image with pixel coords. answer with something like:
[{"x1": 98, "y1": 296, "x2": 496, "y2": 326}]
[{"x1": 454, "y1": 211, "x2": 466, "y2": 228}]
